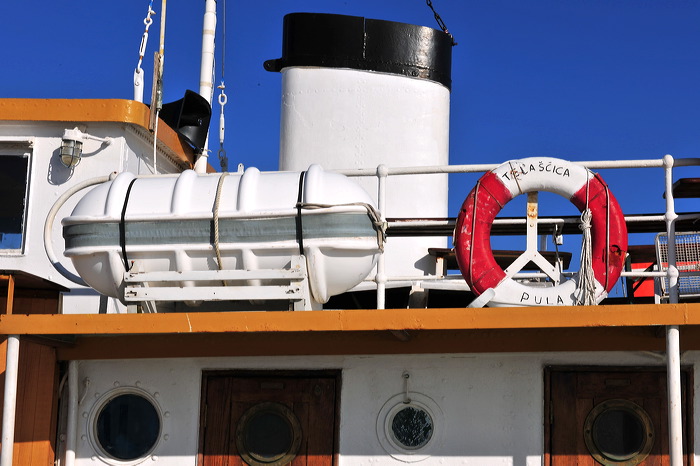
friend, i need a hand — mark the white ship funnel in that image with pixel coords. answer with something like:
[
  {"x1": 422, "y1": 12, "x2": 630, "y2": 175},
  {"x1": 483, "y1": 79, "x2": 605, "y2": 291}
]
[{"x1": 265, "y1": 13, "x2": 452, "y2": 277}]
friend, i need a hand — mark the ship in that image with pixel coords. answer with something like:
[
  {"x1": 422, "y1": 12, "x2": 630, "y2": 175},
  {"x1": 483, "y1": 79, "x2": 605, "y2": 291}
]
[{"x1": 0, "y1": 3, "x2": 698, "y2": 466}]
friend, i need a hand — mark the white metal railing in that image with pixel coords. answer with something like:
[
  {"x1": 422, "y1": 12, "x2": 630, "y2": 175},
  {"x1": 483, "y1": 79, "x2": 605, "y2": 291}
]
[
  {"x1": 335, "y1": 156, "x2": 700, "y2": 309},
  {"x1": 656, "y1": 231, "x2": 700, "y2": 298}
]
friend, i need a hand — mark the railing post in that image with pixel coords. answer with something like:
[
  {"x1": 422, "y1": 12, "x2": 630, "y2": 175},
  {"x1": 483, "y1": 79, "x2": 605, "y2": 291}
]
[
  {"x1": 663, "y1": 154, "x2": 683, "y2": 466},
  {"x1": 0, "y1": 335, "x2": 20, "y2": 466},
  {"x1": 376, "y1": 164, "x2": 388, "y2": 309},
  {"x1": 64, "y1": 361, "x2": 79, "y2": 466}
]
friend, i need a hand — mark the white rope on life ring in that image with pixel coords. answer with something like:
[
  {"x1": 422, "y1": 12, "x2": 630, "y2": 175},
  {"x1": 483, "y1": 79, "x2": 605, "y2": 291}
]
[{"x1": 454, "y1": 157, "x2": 627, "y2": 307}]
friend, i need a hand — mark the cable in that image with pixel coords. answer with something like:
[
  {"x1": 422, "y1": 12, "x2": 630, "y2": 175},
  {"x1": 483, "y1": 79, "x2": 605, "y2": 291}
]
[
  {"x1": 44, "y1": 175, "x2": 114, "y2": 286},
  {"x1": 217, "y1": 0, "x2": 229, "y2": 172}
]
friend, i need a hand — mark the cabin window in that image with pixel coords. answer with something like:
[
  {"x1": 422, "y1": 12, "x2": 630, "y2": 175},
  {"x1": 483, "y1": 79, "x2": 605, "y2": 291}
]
[
  {"x1": 0, "y1": 147, "x2": 30, "y2": 252},
  {"x1": 390, "y1": 405, "x2": 433, "y2": 449},
  {"x1": 376, "y1": 392, "x2": 443, "y2": 461},
  {"x1": 583, "y1": 399, "x2": 654, "y2": 466},
  {"x1": 235, "y1": 401, "x2": 302, "y2": 466},
  {"x1": 93, "y1": 392, "x2": 161, "y2": 461}
]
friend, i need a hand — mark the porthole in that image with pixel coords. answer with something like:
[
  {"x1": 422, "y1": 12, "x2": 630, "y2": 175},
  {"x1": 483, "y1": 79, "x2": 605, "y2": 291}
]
[
  {"x1": 91, "y1": 390, "x2": 161, "y2": 464},
  {"x1": 376, "y1": 393, "x2": 443, "y2": 463},
  {"x1": 236, "y1": 401, "x2": 302, "y2": 466},
  {"x1": 584, "y1": 399, "x2": 654, "y2": 466},
  {"x1": 390, "y1": 405, "x2": 434, "y2": 450}
]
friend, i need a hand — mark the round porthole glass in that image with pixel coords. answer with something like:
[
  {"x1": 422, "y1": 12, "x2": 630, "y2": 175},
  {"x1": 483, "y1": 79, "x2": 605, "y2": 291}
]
[
  {"x1": 236, "y1": 402, "x2": 302, "y2": 466},
  {"x1": 377, "y1": 393, "x2": 443, "y2": 462},
  {"x1": 95, "y1": 393, "x2": 161, "y2": 461},
  {"x1": 390, "y1": 405, "x2": 434, "y2": 449},
  {"x1": 584, "y1": 399, "x2": 654, "y2": 466}
]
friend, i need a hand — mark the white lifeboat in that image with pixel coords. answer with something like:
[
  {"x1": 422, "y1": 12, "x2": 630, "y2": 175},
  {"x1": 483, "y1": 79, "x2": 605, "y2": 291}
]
[{"x1": 62, "y1": 165, "x2": 383, "y2": 304}]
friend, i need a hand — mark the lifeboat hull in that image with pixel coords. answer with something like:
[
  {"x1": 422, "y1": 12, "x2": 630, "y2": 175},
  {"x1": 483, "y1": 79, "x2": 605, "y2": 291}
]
[{"x1": 63, "y1": 165, "x2": 381, "y2": 304}]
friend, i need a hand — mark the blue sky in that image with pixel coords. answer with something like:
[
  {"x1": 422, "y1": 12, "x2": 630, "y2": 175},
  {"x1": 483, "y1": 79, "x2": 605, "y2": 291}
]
[{"x1": 4, "y1": 1, "x2": 700, "y2": 253}]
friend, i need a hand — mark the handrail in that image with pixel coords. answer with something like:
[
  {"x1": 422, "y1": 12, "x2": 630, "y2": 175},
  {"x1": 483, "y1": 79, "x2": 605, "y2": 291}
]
[
  {"x1": 386, "y1": 213, "x2": 700, "y2": 237},
  {"x1": 335, "y1": 156, "x2": 700, "y2": 299},
  {"x1": 335, "y1": 157, "x2": 700, "y2": 177}
]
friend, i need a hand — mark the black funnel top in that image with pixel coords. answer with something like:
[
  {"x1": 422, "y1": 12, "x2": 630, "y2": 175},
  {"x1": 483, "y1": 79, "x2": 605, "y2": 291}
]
[{"x1": 264, "y1": 13, "x2": 453, "y2": 89}]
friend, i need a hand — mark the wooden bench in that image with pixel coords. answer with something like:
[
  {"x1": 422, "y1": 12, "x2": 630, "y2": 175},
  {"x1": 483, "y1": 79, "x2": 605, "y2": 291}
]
[{"x1": 666, "y1": 178, "x2": 700, "y2": 198}]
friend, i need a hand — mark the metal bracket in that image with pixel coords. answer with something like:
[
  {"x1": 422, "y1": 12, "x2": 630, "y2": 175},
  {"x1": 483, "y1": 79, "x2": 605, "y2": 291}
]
[{"x1": 122, "y1": 255, "x2": 312, "y2": 310}]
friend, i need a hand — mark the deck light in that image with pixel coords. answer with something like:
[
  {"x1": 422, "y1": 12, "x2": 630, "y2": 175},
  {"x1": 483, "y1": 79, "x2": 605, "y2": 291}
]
[
  {"x1": 60, "y1": 128, "x2": 84, "y2": 167},
  {"x1": 60, "y1": 128, "x2": 113, "y2": 168}
]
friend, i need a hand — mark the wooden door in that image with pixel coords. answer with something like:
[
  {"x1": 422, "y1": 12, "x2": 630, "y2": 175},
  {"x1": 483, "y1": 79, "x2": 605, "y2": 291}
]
[
  {"x1": 199, "y1": 372, "x2": 338, "y2": 466},
  {"x1": 0, "y1": 338, "x2": 59, "y2": 466},
  {"x1": 546, "y1": 368, "x2": 692, "y2": 466}
]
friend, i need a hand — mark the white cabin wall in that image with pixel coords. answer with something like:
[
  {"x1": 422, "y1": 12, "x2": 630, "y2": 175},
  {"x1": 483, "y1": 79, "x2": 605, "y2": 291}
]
[
  {"x1": 338, "y1": 354, "x2": 544, "y2": 465},
  {"x1": 71, "y1": 351, "x2": 699, "y2": 465},
  {"x1": 0, "y1": 121, "x2": 184, "y2": 314},
  {"x1": 0, "y1": 123, "x2": 125, "y2": 288}
]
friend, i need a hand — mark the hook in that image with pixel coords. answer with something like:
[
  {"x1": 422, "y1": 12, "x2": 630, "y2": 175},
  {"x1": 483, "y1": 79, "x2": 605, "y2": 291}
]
[
  {"x1": 78, "y1": 377, "x2": 91, "y2": 405},
  {"x1": 402, "y1": 371, "x2": 411, "y2": 404}
]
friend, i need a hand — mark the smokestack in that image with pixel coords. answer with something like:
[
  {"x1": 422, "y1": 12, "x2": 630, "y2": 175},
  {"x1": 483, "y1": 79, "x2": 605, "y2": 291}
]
[{"x1": 266, "y1": 13, "x2": 452, "y2": 277}]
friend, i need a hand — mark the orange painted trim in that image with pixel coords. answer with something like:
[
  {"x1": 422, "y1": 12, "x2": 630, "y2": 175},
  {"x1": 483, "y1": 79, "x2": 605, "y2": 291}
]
[
  {"x1": 0, "y1": 98, "x2": 197, "y2": 169},
  {"x1": 1, "y1": 303, "x2": 699, "y2": 336},
  {"x1": 0, "y1": 275, "x2": 14, "y2": 315},
  {"x1": 55, "y1": 327, "x2": 675, "y2": 360}
]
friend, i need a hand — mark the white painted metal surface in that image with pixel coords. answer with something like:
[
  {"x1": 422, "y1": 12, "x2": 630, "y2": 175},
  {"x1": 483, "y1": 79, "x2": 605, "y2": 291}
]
[
  {"x1": 63, "y1": 165, "x2": 381, "y2": 304},
  {"x1": 664, "y1": 154, "x2": 684, "y2": 466},
  {"x1": 123, "y1": 256, "x2": 314, "y2": 310},
  {"x1": 70, "y1": 351, "x2": 700, "y2": 466},
  {"x1": 278, "y1": 67, "x2": 450, "y2": 277}
]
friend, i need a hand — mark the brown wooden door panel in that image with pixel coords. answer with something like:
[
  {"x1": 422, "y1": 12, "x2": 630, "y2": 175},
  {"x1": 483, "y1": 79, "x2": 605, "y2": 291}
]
[
  {"x1": 547, "y1": 368, "x2": 691, "y2": 466},
  {"x1": 201, "y1": 376, "x2": 235, "y2": 466},
  {"x1": 200, "y1": 373, "x2": 337, "y2": 466},
  {"x1": 0, "y1": 338, "x2": 59, "y2": 466}
]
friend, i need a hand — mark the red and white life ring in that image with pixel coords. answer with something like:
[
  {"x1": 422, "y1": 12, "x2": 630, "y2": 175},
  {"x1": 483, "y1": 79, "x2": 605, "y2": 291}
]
[{"x1": 454, "y1": 157, "x2": 627, "y2": 307}]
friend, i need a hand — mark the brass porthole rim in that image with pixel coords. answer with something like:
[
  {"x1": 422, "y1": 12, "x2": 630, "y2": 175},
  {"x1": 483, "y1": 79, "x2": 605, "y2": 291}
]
[
  {"x1": 88, "y1": 387, "x2": 163, "y2": 466},
  {"x1": 583, "y1": 398, "x2": 655, "y2": 466},
  {"x1": 235, "y1": 401, "x2": 302, "y2": 466}
]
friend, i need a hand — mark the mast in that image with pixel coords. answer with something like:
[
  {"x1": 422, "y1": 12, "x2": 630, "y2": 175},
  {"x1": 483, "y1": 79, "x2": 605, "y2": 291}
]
[{"x1": 194, "y1": 0, "x2": 217, "y2": 174}]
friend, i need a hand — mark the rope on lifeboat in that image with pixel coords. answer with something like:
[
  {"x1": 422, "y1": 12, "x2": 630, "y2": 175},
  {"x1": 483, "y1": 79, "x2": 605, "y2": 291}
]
[
  {"x1": 213, "y1": 172, "x2": 228, "y2": 285},
  {"x1": 298, "y1": 202, "x2": 386, "y2": 252}
]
